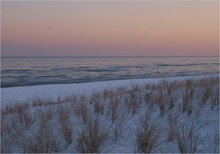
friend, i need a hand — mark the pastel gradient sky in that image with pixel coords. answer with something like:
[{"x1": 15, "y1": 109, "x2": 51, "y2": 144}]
[{"x1": 2, "y1": 1, "x2": 219, "y2": 57}]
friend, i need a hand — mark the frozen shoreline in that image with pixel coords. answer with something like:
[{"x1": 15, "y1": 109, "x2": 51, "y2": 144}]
[{"x1": 1, "y1": 74, "x2": 218, "y2": 106}]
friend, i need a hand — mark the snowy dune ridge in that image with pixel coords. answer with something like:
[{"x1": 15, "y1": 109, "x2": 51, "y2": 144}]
[
  {"x1": 1, "y1": 74, "x2": 218, "y2": 106},
  {"x1": 1, "y1": 75, "x2": 219, "y2": 153}
]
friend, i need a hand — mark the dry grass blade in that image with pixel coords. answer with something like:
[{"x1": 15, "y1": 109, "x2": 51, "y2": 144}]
[
  {"x1": 135, "y1": 111, "x2": 162, "y2": 153},
  {"x1": 58, "y1": 105, "x2": 73, "y2": 146},
  {"x1": 174, "y1": 117, "x2": 204, "y2": 153},
  {"x1": 76, "y1": 116, "x2": 110, "y2": 153},
  {"x1": 166, "y1": 109, "x2": 179, "y2": 141}
]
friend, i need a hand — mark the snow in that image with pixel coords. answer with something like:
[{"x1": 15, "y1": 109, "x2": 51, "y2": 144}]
[
  {"x1": 1, "y1": 75, "x2": 212, "y2": 106},
  {"x1": 1, "y1": 74, "x2": 219, "y2": 153}
]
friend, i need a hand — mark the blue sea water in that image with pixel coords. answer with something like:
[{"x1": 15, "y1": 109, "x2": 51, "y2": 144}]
[{"x1": 1, "y1": 57, "x2": 219, "y2": 88}]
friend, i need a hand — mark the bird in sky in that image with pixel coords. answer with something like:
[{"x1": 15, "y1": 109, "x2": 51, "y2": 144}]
[{"x1": 46, "y1": 26, "x2": 53, "y2": 29}]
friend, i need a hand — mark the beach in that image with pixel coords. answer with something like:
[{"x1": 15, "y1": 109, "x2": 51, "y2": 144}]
[
  {"x1": 2, "y1": 0, "x2": 219, "y2": 153},
  {"x1": 1, "y1": 75, "x2": 219, "y2": 153}
]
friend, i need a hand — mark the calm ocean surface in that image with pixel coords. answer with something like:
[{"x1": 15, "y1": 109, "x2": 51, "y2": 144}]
[{"x1": 1, "y1": 57, "x2": 219, "y2": 88}]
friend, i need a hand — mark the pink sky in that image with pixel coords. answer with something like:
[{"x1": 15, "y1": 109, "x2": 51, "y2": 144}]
[{"x1": 2, "y1": 1, "x2": 219, "y2": 57}]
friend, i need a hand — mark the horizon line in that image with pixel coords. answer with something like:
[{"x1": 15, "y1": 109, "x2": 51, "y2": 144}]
[{"x1": 1, "y1": 55, "x2": 219, "y2": 58}]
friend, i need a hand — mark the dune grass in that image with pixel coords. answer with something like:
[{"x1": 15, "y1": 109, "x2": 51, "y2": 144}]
[
  {"x1": 1, "y1": 76, "x2": 219, "y2": 153},
  {"x1": 135, "y1": 111, "x2": 162, "y2": 153}
]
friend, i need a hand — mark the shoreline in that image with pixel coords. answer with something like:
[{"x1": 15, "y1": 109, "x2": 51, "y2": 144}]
[{"x1": 1, "y1": 74, "x2": 218, "y2": 106}]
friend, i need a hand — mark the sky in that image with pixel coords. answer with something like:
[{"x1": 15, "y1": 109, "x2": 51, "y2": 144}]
[{"x1": 1, "y1": 1, "x2": 219, "y2": 57}]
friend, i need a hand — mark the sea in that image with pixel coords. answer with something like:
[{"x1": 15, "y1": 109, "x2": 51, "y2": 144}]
[{"x1": 1, "y1": 57, "x2": 219, "y2": 88}]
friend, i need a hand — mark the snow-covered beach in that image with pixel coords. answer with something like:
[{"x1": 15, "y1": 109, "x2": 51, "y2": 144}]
[
  {"x1": 1, "y1": 74, "x2": 216, "y2": 106},
  {"x1": 1, "y1": 75, "x2": 219, "y2": 153}
]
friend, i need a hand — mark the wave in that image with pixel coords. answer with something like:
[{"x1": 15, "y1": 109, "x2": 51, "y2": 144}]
[
  {"x1": 1, "y1": 57, "x2": 219, "y2": 88},
  {"x1": 156, "y1": 63, "x2": 219, "y2": 67}
]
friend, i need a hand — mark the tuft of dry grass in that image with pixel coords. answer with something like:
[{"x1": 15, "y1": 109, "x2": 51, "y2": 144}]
[
  {"x1": 156, "y1": 82, "x2": 167, "y2": 117},
  {"x1": 166, "y1": 109, "x2": 179, "y2": 141},
  {"x1": 74, "y1": 95, "x2": 89, "y2": 123},
  {"x1": 32, "y1": 98, "x2": 45, "y2": 107},
  {"x1": 167, "y1": 81, "x2": 178, "y2": 110},
  {"x1": 135, "y1": 111, "x2": 162, "y2": 153},
  {"x1": 1, "y1": 103, "x2": 29, "y2": 116},
  {"x1": 124, "y1": 88, "x2": 139, "y2": 115},
  {"x1": 201, "y1": 84, "x2": 211, "y2": 105},
  {"x1": 60, "y1": 122, "x2": 73, "y2": 146},
  {"x1": 20, "y1": 109, "x2": 60, "y2": 153},
  {"x1": 92, "y1": 92, "x2": 104, "y2": 115},
  {"x1": 213, "y1": 85, "x2": 219, "y2": 108},
  {"x1": 58, "y1": 105, "x2": 70, "y2": 121},
  {"x1": 76, "y1": 116, "x2": 110, "y2": 153},
  {"x1": 108, "y1": 95, "x2": 119, "y2": 122},
  {"x1": 58, "y1": 105, "x2": 73, "y2": 146},
  {"x1": 1, "y1": 116, "x2": 20, "y2": 136},
  {"x1": 173, "y1": 117, "x2": 204, "y2": 153},
  {"x1": 210, "y1": 77, "x2": 219, "y2": 109},
  {"x1": 65, "y1": 94, "x2": 77, "y2": 103},
  {"x1": 113, "y1": 111, "x2": 125, "y2": 140},
  {"x1": 22, "y1": 129, "x2": 60, "y2": 153},
  {"x1": 18, "y1": 110, "x2": 33, "y2": 129},
  {"x1": 144, "y1": 89, "x2": 153, "y2": 105},
  {"x1": 1, "y1": 116, "x2": 26, "y2": 153},
  {"x1": 103, "y1": 89, "x2": 113, "y2": 101},
  {"x1": 182, "y1": 79, "x2": 194, "y2": 115}
]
